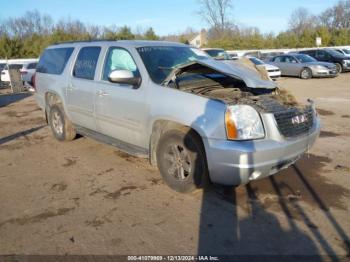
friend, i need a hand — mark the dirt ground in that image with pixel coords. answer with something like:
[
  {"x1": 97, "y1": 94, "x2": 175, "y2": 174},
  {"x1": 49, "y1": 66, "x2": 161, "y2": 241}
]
[{"x1": 0, "y1": 74, "x2": 350, "y2": 258}]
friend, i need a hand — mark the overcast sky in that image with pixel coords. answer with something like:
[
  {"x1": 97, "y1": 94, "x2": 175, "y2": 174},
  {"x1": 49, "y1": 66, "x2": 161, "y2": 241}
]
[{"x1": 0, "y1": 0, "x2": 340, "y2": 35}]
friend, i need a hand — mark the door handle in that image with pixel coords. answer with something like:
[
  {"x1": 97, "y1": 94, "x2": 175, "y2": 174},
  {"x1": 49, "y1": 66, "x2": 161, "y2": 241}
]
[{"x1": 96, "y1": 90, "x2": 109, "y2": 96}]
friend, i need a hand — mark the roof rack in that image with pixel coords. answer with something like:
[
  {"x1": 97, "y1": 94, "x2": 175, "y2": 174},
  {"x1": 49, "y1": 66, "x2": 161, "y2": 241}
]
[{"x1": 53, "y1": 39, "x2": 118, "y2": 45}]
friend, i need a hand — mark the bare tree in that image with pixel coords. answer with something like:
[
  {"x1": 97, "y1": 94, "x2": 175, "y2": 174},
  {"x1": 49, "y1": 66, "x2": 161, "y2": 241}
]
[
  {"x1": 319, "y1": 0, "x2": 350, "y2": 29},
  {"x1": 288, "y1": 7, "x2": 316, "y2": 36},
  {"x1": 198, "y1": 0, "x2": 233, "y2": 35}
]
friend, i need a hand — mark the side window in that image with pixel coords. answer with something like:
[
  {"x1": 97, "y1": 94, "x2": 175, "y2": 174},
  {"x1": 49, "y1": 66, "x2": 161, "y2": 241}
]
[
  {"x1": 317, "y1": 50, "x2": 328, "y2": 59},
  {"x1": 274, "y1": 56, "x2": 285, "y2": 63},
  {"x1": 27, "y1": 63, "x2": 37, "y2": 69},
  {"x1": 102, "y1": 47, "x2": 139, "y2": 81},
  {"x1": 285, "y1": 56, "x2": 297, "y2": 63},
  {"x1": 73, "y1": 46, "x2": 101, "y2": 80},
  {"x1": 37, "y1": 48, "x2": 74, "y2": 75}
]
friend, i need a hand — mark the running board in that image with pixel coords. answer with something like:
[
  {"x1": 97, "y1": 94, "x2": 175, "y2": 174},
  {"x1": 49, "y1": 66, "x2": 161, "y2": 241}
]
[{"x1": 75, "y1": 126, "x2": 149, "y2": 158}]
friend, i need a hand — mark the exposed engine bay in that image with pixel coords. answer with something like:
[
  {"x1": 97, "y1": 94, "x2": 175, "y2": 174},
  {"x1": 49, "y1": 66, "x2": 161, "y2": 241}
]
[{"x1": 165, "y1": 61, "x2": 315, "y2": 138}]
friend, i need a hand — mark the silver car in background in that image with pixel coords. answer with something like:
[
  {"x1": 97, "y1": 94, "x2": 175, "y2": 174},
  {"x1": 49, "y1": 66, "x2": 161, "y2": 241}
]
[
  {"x1": 248, "y1": 56, "x2": 281, "y2": 80},
  {"x1": 267, "y1": 54, "x2": 338, "y2": 79}
]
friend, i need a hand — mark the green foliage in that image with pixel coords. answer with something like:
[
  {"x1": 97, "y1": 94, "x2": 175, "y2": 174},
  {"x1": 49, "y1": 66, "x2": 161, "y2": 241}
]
[
  {"x1": 0, "y1": 6, "x2": 349, "y2": 58},
  {"x1": 144, "y1": 27, "x2": 159, "y2": 40}
]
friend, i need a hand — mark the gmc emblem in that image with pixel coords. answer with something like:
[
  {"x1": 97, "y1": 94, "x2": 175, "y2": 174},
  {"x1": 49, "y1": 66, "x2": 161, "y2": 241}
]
[{"x1": 292, "y1": 114, "x2": 308, "y2": 125}]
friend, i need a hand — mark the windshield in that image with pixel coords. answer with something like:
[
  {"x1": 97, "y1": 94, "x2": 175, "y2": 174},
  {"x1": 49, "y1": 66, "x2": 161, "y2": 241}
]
[
  {"x1": 295, "y1": 54, "x2": 317, "y2": 63},
  {"x1": 343, "y1": 49, "x2": 350, "y2": 55},
  {"x1": 249, "y1": 57, "x2": 265, "y2": 65},
  {"x1": 137, "y1": 46, "x2": 207, "y2": 84},
  {"x1": 327, "y1": 49, "x2": 344, "y2": 57}
]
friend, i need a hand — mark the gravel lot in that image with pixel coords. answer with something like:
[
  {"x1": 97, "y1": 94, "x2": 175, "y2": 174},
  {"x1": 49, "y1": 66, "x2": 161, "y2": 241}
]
[{"x1": 0, "y1": 74, "x2": 349, "y2": 257}]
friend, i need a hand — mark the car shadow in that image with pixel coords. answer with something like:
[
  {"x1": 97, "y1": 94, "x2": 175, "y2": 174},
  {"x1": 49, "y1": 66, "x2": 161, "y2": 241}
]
[
  {"x1": 0, "y1": 92, "x2": 32, "y2": 107},
  {"x1": 0, "y1": 125, "x2": 46, "y2": 145}
]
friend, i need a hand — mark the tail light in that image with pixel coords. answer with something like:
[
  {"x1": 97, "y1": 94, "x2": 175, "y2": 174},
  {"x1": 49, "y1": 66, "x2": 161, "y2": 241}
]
[
  {"x1": 20, "y1": 70, "x2": 28, "y2": 75},
  {"x1": 31, "y1": 73, "x2": 36, "y2": 91}
]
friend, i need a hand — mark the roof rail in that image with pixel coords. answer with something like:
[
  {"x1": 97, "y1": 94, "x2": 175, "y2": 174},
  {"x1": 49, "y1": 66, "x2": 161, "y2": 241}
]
[{"x1": 53, "y1": 39, "x2": 119, "y2": 45}]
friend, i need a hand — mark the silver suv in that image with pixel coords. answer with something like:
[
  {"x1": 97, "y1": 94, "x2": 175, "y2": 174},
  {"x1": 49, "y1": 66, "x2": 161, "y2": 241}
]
[{"x1": 34, "y1": 40, "x2": 320, "y2": 192}]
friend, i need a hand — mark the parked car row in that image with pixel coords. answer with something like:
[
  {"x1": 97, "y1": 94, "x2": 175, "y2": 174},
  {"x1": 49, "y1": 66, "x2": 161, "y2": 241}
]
[
  {"x1": 203, "y1": 47, "x2": 350, "y2": 80},
  {"x1": 0, "y1": 60, "x2": 38, "y2": 88},
  {"x1": 202, "y1": 48, "x2": 281, "y2": 80}
]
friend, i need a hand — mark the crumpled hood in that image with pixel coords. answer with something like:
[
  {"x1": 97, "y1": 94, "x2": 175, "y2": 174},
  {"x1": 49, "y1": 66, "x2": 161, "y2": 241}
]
[{"x1": 163, "y1": 58, "x2": 277, "y2": 89}]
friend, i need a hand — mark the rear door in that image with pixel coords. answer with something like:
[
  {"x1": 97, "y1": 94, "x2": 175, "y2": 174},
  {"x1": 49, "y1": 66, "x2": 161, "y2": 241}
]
[
  {"x1": 284, "y1": 56, "x2": 302, "y2": 76},
  {"x1": 316, "y1": 50, "x2": 331, "y2": 62},
  {"x1": 66, "y1": 46, "x2": 101, "y2": 131},
  {"x1": 271, "y1": 56, "x2": 289, "y2": 75},
  {"x1": 94, "y1": 46, "x2": 149, "y2": 149}
]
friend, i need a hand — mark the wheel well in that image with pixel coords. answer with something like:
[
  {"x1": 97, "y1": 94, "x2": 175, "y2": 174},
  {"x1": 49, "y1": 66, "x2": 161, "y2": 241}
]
[
  {"x1": 44, "y1": 92, "x2": 63, "y2": 122},
  {"x1": 149, "y1": 120, "x2": 204, "y2": 166}
]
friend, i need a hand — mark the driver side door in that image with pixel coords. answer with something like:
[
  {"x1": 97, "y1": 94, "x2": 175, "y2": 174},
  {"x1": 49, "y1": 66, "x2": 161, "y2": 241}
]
[{"x1": 94, "y1": 46, "x2": 150, "y2": 150}]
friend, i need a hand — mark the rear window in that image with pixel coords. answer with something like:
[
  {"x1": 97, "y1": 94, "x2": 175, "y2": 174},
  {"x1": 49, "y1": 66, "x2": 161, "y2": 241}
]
[
  {"x1": 73, "y1": 46, "x2": 101, "y2": 80},
  {"x1": 27, "y1": 63, "x2": 37, "y2": 69},
  {"x1": 37, "y1": 47, "x2": 74, "y2": 75}
]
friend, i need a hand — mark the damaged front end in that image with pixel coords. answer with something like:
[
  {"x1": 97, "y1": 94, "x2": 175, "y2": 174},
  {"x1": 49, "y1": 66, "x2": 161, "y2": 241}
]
[{"x1": 163, "y1": 59, "x2": 317, "y2": 139}]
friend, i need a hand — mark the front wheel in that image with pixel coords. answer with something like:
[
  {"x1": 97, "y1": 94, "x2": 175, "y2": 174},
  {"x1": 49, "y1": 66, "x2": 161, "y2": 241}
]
[
  {"x1": 156, "y1": 129, "x2": 208, "y2": 193},
  {"x1": 335, "y1": 63, "x2": 342, "y2": 74},
  {"x1": 300, "y1": 68, "x2": 312, "y2": 79}
]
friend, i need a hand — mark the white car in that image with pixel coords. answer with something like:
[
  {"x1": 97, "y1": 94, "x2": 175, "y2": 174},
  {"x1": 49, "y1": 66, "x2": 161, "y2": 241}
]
[
  {"x1": 0, "y1": 59, "x2": 38, "y2": 85},
  {"x1": 248, "y1": 56, "x2": 281, "y2": 79},
  {"x1": 20, "y1": 62, "x2": 38, "y2": 85},
  {"x1": 0, "y1": 64, "x2": 23, "y2": 83}
]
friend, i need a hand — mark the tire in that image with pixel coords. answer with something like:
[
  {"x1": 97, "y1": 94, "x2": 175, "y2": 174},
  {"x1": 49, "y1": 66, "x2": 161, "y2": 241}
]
[
  {"x1": 300, "y1": 68, "x2": 312, "y2": 79},
  {"x1": 335, "y1": 63, "x2": 342, "y2": 74},
  {"x1": 156, "y1": 128, "x2": 208, "y2": 193},
  {"x1": 48, "y1": 104, "x2": 76, "y2": 141}
]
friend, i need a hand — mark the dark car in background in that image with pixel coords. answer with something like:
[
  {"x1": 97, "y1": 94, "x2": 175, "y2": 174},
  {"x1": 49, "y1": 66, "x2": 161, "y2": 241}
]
[{"x1": 298, "y1": 49, "x2": 350, "y2": 74}]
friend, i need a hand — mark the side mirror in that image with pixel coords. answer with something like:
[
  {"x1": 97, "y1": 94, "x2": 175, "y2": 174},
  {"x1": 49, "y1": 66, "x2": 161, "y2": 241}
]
[{"x1": 108, "y1": 70, "x2": 141, "y2": 87}]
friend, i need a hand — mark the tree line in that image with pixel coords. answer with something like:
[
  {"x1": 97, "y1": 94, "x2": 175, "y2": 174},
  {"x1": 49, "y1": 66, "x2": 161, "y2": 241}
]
[
  {"x1": 200, "y1": 0, "x2": 350, "y2": 50},
  {"x1": 1, "y1": 1, "x2": 350, "y2": 59},
  {"x1": 0, "y1": 10, "x2": 159, "y2": 59}
]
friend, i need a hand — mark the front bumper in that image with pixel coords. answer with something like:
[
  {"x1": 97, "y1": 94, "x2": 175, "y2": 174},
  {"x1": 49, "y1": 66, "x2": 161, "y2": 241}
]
[
  {"x1": 342, "y1": 62, "x2": 350, "y2": 71},
  {"x1": 268, "y1": 70, "x2": 281, "y2": 79},
  {"x1": 311, "y1": 67, "x2": 337, "y2": 77},
  {"x1": 203, "y1": 114, "x2": 321, "y2": 185}
]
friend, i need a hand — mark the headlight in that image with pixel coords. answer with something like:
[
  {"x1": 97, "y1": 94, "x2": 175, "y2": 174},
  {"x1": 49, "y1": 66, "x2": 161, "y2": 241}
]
[
  {"x1": 225, "y1": 105, "x2": 265, "y2": 140},
  {"x1": 343, "y1": 60, "x2": 350, "y2": 64}
]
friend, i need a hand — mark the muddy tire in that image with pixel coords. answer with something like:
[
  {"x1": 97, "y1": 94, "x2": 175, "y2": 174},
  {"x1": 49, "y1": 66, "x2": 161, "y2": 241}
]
[
  {"x1": 156, "y1": 128, "x2": 208, "y2": 193},
  {"x1": 300, "y1": 68, "x2": 312, "y2": 79},
  {"x1": 335, "y1": 63, "x2": 342, "y2": 74},
  {"x1": 48, "y1": 104, "x2": 76, "y2": 141}
]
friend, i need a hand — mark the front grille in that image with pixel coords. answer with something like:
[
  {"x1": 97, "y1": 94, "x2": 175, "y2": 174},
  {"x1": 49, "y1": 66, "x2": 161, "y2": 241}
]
[
  {"x1": 274, "y1": 106, "x2": 314, "y2": 138},
  {"x1": 267, "y1": 69, "x2": 280, "y2": 72}
]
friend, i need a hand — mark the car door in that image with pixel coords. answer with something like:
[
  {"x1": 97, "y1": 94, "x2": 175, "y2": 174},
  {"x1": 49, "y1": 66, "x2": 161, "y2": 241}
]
[
  {"x1": 284, "y1": 56, "x2": 302, "y2": 76},
  {"x1": 272, "y1": 56, "x2": 289, "y2": 75},
  {"x1": 94, "y1": 46, "x2": 150, "y2": 149},
  {"x1": 316, "y1": 50, "x2": 330, "y2": 62},
  {"x1": 66, "y1": 46, "x2": 101, "y2": 131}
]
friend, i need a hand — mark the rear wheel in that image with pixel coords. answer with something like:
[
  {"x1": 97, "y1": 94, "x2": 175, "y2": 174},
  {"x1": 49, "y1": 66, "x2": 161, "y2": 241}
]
[
  {"x1": 48, "y1": 104, "x2": 76, "y2": 141},
  {"x1": 156, "y1": 128, "x2": 208, "y2": 193},
  {"x1": 335, "y1": 63, "x2": 342, "y2": 74},
  {"x1": 300, "y1": 68, "x2": 312, "y2": 79}
]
